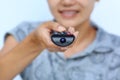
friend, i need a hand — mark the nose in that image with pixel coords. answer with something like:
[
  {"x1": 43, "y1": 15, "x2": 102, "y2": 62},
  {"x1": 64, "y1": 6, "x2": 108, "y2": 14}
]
[{"x1": 61, "y1": 0, "x2": 77, "y2": 7}]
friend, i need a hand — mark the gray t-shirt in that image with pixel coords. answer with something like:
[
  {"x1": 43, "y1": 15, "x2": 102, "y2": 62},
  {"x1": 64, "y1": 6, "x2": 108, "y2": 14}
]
[{"x1": 5, "y1": 21, "x2": 120, "y2": 80}]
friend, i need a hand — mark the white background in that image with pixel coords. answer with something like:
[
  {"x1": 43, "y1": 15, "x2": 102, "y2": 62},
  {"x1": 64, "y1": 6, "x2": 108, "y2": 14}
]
[{"x1": 0, "y1": 0, "x2": 120, "y2": 79}]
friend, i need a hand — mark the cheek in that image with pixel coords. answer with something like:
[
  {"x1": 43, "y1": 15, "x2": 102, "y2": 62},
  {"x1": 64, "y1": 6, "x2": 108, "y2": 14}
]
[
  {"x1": 77, "y1": 0, "x2": 95, "y2": 8},
  {"x1": 78, "y1": 0, "x2": 95, "y2": 15},
  {"x1": 48, "y1": 0, "x2": 56, "y2": 9},
  {"x1": 48, "y1": 1, "x2": 58, "y2": 14},
  {"x1": 77, "y1": 0, "x2": 89, "y2": 8}
]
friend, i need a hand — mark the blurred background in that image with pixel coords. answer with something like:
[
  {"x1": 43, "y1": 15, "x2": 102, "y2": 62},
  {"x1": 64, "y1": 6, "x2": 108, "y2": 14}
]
[{"x1": 0, "y1": 0, "x2": 120, "y2": 80}]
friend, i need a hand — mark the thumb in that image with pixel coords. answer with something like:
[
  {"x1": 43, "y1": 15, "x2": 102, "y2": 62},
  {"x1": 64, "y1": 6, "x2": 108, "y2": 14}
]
[{"x1": 73, "y1": 31, "x2": 79, "y2": 39}]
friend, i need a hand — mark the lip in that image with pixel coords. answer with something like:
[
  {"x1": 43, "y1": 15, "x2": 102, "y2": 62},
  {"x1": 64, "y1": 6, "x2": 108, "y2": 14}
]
[{"x1": 58, "y1": 9, "x2": 80, "y2": 19}]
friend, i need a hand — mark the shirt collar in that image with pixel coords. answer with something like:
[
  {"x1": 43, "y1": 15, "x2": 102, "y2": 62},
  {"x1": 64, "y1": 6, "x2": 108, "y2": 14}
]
[{"x1": 55, "y1": 22, "x2": 112, "y2": 60}]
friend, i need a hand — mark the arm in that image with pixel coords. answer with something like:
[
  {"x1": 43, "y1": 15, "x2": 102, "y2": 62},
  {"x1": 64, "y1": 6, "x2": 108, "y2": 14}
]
[
  {"x1": 0, "y1": 32, "x2": 44, "y2": 80},
  {"x1": 0, "y1": 21, "x2": 67, "y2": 80}
]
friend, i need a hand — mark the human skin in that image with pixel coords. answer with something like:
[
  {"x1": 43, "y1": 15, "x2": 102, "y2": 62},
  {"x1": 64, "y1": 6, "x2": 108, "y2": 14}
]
[
  {"x1": 47, "y1": 0, "x2": 98, "y2": 57},
  {"x1": 0, "y1": 0, "x2": 98, "y2": 80}
]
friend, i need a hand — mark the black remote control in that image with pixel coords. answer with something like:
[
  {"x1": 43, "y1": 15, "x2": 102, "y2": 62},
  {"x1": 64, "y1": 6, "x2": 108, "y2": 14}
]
[{"x1": 51, "y1": 31, "x2": 75, "y2": 47}]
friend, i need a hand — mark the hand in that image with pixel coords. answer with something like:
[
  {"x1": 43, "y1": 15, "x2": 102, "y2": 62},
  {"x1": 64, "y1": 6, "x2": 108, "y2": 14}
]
[{"x1": 33, "y1": 21, "x2": 79, "y2": 52}]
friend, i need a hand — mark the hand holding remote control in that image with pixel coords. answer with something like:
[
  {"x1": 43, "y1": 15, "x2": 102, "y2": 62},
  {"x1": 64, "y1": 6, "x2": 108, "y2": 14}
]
[{"x1": 34, "y1": 21, "x2": 79, "y2": 52}]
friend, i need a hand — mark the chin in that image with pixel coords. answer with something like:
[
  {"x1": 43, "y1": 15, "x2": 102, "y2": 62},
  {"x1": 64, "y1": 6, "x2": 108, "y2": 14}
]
[
  {"x1": 64, "y1": 23, "x2": 84, "y2": 31},
  {"x1": 58, "y1": 20, "x2": 80, "y2": 28}
]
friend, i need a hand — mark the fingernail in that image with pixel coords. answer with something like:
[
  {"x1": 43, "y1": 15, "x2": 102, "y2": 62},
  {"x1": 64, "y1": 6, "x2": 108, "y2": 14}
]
[
  {"x1": 58, "y1": 26, "x2": 66, "y2": 31},
  {"x1": 75, "y1": 31, "x2": 79, "y2": 35},
  {"x1": 68, "y1": 26, "x2": 74, "y2": 33}
]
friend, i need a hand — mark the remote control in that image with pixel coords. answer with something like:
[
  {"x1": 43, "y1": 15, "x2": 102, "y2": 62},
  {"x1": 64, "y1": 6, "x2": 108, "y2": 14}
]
[{"x1": 51, "y1": 31, "x2": 75, "y2": 47}]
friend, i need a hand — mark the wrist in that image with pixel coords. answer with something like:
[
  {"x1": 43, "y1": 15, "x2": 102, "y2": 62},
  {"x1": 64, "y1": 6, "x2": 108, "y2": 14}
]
[{"x1": 28, "y1": 31, "x2": 46, "y2": 51}]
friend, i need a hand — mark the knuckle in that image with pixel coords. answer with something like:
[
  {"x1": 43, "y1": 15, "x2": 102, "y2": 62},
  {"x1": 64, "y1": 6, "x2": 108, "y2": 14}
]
[{"x1": 47, "y1": 42, "x2": 53, "y2": 47}]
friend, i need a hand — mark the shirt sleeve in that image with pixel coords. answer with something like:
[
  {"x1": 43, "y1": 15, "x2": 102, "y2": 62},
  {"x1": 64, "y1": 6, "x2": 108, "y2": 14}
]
[
  {"x1": 3, "y1": 21, "x2": 42, "y2": 79},
  {"x1": 4, "y1": 21, "x2": 37, "y2": 42}
]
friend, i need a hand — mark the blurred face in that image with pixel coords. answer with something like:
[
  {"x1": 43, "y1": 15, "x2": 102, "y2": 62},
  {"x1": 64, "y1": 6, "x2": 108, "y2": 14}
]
[{"x1": 48, "y1": 0, "x2": 96, "y2": 28}]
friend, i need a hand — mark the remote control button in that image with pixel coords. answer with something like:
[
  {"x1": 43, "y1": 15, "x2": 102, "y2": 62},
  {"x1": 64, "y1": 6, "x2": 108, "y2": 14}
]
[
  {"x1": 60, "y1": 32, "x2": 66, "y2": 35},
  {"x1": 53, "y1": 31, "x2": 58, "y2": 35}
]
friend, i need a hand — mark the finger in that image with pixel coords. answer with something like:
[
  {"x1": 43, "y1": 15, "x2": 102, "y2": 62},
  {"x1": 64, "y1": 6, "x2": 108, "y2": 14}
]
[
  {"x1": 44, "y1": 21, "x2": 66, "y2": 32},
  {"x1": 41, "y1": 31, "x2": 59, "y2": 49},
  {"x1": 68, "y1": 27, "x2": 75, "y2": 34},
  {"x1": 65, "y1": 31, "x2": 79, "y2": 48},
  {"x1": 47, "y1": 48, "x2": 59, "y2": 52},
  {"x1": 73, "y1": 31, "x2": 79, "y2": 39},
  {"x1": 60, "y1": 47, "x2": 68, "y2": 51},
  {"x1": 47, "y1": 47, "x2": 66, "y2": 52}
]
